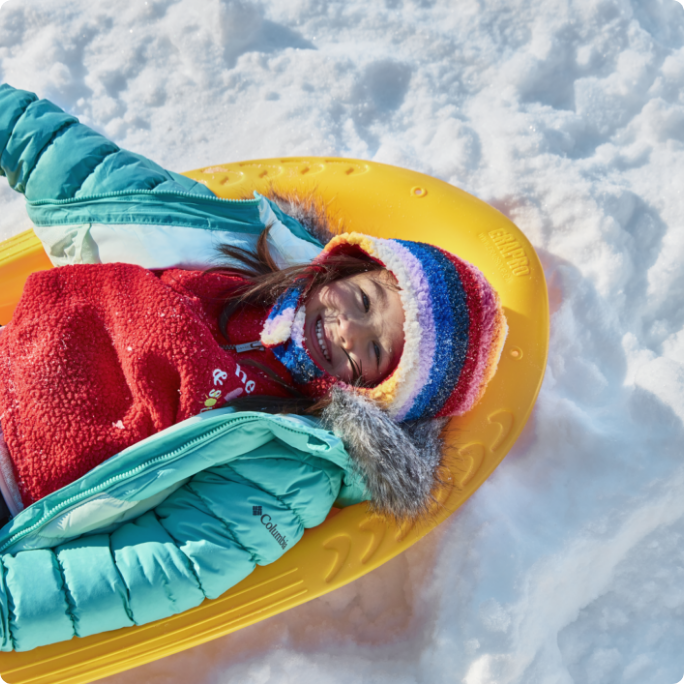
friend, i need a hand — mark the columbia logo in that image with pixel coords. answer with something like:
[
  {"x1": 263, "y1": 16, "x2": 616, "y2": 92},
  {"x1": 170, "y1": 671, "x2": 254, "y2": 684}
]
[{"x1": 252, "y1": 505, "x2": 262, "y2": 516}]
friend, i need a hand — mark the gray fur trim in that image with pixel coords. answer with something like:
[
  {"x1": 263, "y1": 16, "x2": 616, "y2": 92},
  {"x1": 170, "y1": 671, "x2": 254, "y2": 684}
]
[
  {"x1": 321, "y1": 387, "x2": 448, "y2": 521},
  {"x1": 266, "y1": 189, "x2": 337, "y2": 246}
]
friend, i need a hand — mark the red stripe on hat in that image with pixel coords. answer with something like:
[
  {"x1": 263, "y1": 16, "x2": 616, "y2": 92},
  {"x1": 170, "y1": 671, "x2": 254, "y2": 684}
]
[{"x1": 435, "y1": 249, "x2": 488, "y2": 418}]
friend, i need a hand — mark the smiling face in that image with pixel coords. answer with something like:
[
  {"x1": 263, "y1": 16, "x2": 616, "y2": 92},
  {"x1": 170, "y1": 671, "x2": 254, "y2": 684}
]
[{"x1": 303, "y1": 270, "x2": 405, "y2": 385}]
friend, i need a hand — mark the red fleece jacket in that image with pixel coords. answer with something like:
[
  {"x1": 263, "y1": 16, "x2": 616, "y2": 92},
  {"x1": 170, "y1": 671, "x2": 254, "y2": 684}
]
[{"x1": 0, "y1": 264, "x2": 299, "y2": 506}]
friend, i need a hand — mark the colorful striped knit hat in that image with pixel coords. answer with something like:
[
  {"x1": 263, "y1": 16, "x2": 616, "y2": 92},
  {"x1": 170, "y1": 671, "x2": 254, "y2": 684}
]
[{"x1": 321, "y1": 233, "x2": 508, "y2": 422}]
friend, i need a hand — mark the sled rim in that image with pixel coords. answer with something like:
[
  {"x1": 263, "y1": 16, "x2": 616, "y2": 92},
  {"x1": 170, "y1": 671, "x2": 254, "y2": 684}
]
[{"x1": 0, "y1": 157, "x2": 548, "y2": 684}]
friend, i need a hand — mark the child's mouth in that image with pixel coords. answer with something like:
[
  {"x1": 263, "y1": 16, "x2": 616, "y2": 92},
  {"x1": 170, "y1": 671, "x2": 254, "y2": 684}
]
[{"x1": 315, "y1": 318, "x2": 331, "y2": 363}]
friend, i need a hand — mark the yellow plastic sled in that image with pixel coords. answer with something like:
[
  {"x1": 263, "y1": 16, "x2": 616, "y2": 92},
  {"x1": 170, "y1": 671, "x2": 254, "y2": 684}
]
[{"x1": 0, "y1": 158, "x2": 549, "y2": 684}]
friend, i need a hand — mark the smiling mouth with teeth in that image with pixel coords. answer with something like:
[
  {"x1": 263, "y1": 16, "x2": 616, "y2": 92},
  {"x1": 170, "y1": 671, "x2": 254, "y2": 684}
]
[{"x1": 316, "y1": 318, "x2": 331, "y2": 362}]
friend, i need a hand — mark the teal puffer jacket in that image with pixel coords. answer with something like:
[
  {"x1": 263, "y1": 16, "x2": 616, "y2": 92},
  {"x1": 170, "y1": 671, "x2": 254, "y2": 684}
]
[
  {"x1": 0, "y1": 84, "x2": 370, "y2": 652},
  {"x1": 0, "y1": 409, "x2": 368, "y2": 652},
  {"x1": 0, "y1": 83, "x2": 323, "y2": 269}
]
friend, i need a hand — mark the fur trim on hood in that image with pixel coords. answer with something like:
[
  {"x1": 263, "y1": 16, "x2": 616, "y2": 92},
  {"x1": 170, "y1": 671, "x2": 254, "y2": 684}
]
[
  {"x1": 267, "y1": 189, "x2": 338, "y2": 246},
  {"x1": 268, "y1": 190, "x2": 450, "y2": 522},
  {"x1": 321, "y1": 387, "x2": 448, "y2": 521}
]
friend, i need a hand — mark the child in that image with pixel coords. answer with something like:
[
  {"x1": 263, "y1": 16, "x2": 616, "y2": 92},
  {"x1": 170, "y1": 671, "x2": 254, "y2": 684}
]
[{"x1": 0, "y1": 84, "x2": 506, "y2": 651}]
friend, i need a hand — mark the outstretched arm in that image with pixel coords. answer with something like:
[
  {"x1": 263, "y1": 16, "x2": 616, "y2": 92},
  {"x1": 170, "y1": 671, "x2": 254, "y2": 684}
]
[
  {"x1": 0, "y1": 83, "x2": 214, "y2": 202},
  {"x1": 0, "y1": 84, "x2": 322, "y2": 272}
]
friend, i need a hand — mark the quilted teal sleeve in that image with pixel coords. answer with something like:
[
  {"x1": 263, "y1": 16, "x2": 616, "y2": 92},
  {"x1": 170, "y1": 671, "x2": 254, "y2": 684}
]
[
  {"x1": 0, "y1": 448, "x2": 343, "y2": 652},
  {"x1": 0, "y1": 83, "x2": 326, "y2": 269},
  {"x1": 0, "y1": 83, "x2": 215, "y2": 201}
]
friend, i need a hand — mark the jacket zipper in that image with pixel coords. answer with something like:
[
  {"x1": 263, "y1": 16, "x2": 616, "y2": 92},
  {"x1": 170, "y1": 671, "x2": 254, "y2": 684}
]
[
  {"x1": 0, "y1": 416, "x2": 254, "y2": 552},
  {"x1": 0, "y1": 413, "x2": 332, "y2": 553},
  {"x1": 27, "y1": 189, "x2": 261, "y2": 206}
]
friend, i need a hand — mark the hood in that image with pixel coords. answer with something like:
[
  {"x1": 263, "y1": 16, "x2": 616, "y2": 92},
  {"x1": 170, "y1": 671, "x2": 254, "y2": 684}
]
[{"x1": 268, "y1": 190, "x2": 449, "y2": 522}]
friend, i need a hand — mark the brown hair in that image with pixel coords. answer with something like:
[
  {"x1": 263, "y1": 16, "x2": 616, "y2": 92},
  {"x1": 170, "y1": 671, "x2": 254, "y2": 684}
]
[{"x1": 209, "y1": 227, "x2": 385, "y2": 414}]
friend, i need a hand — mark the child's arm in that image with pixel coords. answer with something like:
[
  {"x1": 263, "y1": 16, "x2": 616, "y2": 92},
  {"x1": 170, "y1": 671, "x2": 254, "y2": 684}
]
[
  {"x1": 0, "y1": 83, "x2": 214, "y2": 201},
  {"x1": 0, "y1": 453, "x2": 341, "y2": 651},
  {"x1": 0, "y1": 84, "x2": 321, "y2": 270}
]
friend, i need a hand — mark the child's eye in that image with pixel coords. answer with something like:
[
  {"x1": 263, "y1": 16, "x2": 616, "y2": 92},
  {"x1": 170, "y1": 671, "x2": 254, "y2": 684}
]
[
  {"x1": 361, "y1": 289, "x2": 370, "y2": 313},
  {"x1": 373, "y1": 342, "x2": 381, "y2": 368}
]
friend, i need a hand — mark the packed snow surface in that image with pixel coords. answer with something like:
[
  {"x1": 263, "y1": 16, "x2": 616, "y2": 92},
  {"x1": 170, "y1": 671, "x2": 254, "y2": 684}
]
[{"x1": 2, "y1": 0, "x2": 684, "y2": 682}]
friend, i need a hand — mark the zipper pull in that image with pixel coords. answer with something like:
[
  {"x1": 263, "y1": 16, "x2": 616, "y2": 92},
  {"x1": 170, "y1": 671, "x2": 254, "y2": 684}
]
[{"x1": 228, "y1": 340, "x2": 265, "y2": 353}]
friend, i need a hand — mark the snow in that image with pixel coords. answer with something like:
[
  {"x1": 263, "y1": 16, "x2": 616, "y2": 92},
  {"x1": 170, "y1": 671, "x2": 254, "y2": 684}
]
[{"x1": 2, "y1": 0, "x2": 684, "y2": 682}]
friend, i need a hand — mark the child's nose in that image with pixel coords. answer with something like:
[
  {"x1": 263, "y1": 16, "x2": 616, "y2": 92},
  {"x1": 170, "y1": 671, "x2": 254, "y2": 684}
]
[{"x1": 338, "y1": 317, "x2": 368, "y2": 351}]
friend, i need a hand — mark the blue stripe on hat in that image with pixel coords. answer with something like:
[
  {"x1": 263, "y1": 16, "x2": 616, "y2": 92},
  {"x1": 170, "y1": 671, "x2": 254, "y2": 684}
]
[{"x1": 398, "y1": 241, "x2": 470, "y2": 420}]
